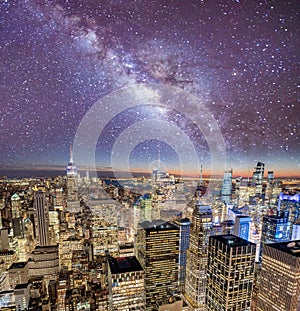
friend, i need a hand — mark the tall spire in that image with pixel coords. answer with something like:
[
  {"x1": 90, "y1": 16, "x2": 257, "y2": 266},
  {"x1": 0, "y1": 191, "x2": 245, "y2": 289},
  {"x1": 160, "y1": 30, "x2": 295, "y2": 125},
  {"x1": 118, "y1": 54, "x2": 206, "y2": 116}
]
[
  {"x1": 195, "y1": 164, "x2": 203, "y2": 199},
  {"x1": 199, "y1": 163, "x2": 203, "y2": 187},
  {"x1": 67, "y1": 143, "x2": 77, "y2": 176},
  {"x1": 70, "y1": 143, "x2": 74, "y2": 163}
]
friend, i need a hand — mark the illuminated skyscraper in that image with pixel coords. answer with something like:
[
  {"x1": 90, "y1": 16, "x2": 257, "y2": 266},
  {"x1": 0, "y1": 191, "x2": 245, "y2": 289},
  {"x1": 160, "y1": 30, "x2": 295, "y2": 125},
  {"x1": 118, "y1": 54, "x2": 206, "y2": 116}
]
[
  {"x1": 234, "y1": 215, "x2": 251, "y2": 241},
  {"x1": 136, "y1": 220, "x2": 179, "y2": 310},
  {"x1": 108, "y1": 256, "x2": 145, "y2": 310},
  {"x1": 90, "y1": 197, "x2": 119, "y2": 257},
  {"x1": 66, "y1": 144, "x2": 80, "y2": 212},
  {"x1": 252, "y1": 162, "x2": 264, "y2": 196},
  {"x1": 206, "y1": 235, "x2": 256, "y2": 311},
  {"x1": 257, "y1": 241, "x2": 300, "y2": 311},
  {"x1": 221, "y1": 169, "x2": 232, "y2": 204},
  {"x1": 33, "y1": 189, "x2": 49, "y2": 246},
  {"x1": 174, "y1": 217, "x2": 190, "y2": 292},
  {"x1": 184, "y1": 180, "x2": 212, "y2": 310},
  {"x1": 260, "y1": 210, "x2": 290, "y2": 261},
  {"x1": 261, "y1": 210, "x2": 290, "y2": 244},
  {"x1": 140, "y1": 194, "x2": 152, "y2": 222},
  {"x1": 11, "y1": 193, "x2": 21, "y2": 218}
]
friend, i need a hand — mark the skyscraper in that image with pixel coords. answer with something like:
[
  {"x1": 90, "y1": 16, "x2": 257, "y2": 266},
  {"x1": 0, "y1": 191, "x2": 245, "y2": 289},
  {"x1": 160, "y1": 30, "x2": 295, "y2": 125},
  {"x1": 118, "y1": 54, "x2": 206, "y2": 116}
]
[
  {"x1": 66, "y1": 144, "x2": 81, "y2": 212},
  {"x1": 206, "y1": 235, "x2": 256, "y2": 311},
  {"x1": 257, "y1": 241, "x2": 300, "y2": 311},
  {"x1": 221, "y1": 169, "x2": 233, "y2": 204},
  {"x1": 252, "y1": 162, "x2": 265, "y2": 196},
  {"x1": 234, "y1": 215, "x2": 251, "y2": 241},
  {"x1": 174, "y1": 217, "x2": 190, "y2": 292},
  {"x1": 136, "y1": 220, "x2": 179, "y2": 310},
  {"x1": 184, "y1": 181, "x2": 212, "y2": 310},
  {"x1": 33, "y1": 189, "x2": 49, "y2": 246},
  {"x1": 108, "y1": 256, "x2": 145, "y2": 310}
]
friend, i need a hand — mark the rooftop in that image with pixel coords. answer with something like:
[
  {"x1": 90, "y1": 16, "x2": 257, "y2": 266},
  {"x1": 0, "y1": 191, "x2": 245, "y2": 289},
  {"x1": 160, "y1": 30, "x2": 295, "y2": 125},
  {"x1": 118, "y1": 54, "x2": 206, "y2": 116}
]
[
  {"x1": 14, "y1": 283, "x2": 29, "y2": 289},
  {"x1": 266, "y1": 240, "x2": 300, "y2": 258},
  {"x1": 139, "y1": 220, "x2": 179, "y2": 231},
  {"x1": 211, "y1": 234, "x2": 255, "y2": 247},
  {"x1": 108, "y1": 256, "x2": 143, "y2": 274},
  {"x1": 9, "y1": 262, "x2": 27, "y2": 269}
]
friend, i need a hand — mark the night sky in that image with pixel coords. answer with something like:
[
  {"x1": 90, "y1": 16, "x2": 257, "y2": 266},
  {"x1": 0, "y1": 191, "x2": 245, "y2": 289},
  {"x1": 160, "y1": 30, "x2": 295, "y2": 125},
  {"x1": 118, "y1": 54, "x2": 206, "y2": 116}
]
[{"x1": 0, "y1": 1, "x2": 299, "y2": 177}]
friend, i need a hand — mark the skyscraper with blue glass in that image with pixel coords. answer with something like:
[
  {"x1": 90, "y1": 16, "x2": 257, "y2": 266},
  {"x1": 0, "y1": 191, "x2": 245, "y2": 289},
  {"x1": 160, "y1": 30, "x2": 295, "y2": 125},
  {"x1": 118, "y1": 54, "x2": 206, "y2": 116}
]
[{"x1": 174, "y1": 217, "x2": 190, "y2": 292}]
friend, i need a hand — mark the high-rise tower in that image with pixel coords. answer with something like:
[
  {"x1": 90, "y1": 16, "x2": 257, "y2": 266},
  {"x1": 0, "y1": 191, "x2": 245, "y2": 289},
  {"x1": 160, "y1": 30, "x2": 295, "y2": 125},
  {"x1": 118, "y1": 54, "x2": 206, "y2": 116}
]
[
  {"x1": 221, "y1": 169, "x2": 232, "y2": 204},
  {"x1": 66, "y1": 144, "x2": 80, "y2": 212},
  {"x1": 257, "y1": 241, "x2": 300, "y2": 311},
  {"x1": 184, "y1": 169, "x2": 212, "y2": 310},
  {"x1": 33, "y1": 189, "x2": 49, "y2": 246},
  {"x1": 206, "y1": 235, "x2": 256, "y2": 311},
  {"x1": 252, "y1": 162, "x2": 265, "y2": 196},
  {"x1": 174, "y1": 217, "x2": 190, "y2": 292},
  {"x1": 136, "y1": 220, "x2": 179, "y2": 310}
]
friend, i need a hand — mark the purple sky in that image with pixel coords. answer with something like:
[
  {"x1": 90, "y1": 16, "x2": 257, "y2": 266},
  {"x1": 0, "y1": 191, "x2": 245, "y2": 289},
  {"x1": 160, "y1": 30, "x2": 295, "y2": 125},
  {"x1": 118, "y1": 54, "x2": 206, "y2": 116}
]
[{"x1": 0, "y1": 1, "x2": 299, "y2": 177}]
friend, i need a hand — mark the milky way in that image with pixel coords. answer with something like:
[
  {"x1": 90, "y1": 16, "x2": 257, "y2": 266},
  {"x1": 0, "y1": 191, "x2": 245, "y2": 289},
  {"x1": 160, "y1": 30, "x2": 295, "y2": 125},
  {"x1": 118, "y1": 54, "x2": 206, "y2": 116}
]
[{"x1": 0, "y1": 1, "x2": 299, "y2": 176}]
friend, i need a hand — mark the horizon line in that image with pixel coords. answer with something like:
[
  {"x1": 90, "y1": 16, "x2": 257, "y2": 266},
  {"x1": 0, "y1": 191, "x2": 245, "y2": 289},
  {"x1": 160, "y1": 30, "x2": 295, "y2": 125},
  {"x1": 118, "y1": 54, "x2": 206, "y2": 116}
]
[{"x1": 0, "y1": 164, "x2": 299, "y2": 179}]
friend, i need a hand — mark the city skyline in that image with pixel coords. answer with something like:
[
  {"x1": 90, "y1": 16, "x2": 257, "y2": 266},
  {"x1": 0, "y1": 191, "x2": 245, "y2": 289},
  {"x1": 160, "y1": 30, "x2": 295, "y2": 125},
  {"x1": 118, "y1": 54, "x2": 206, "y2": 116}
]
[{"x1": 0, "y1": 1, "x2": 299, "y2": 178}]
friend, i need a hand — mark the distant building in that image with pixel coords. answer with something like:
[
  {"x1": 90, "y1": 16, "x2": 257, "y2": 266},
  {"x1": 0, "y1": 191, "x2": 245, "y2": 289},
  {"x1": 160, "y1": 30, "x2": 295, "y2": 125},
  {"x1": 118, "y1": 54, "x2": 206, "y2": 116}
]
[
  {"x1": 257, "y1": 241, "x2": 300, "y2": 311},
  {"x1": 292, "y1": 223, "x2": 300, "y2": 240},
  {"x1": 66, "y1": 144, "x2": 81, "y2": 213},
  {"x1": 28, "y1": 245, "x2": 59, "y2": 287},
  {"x1": 262, "y1": 210, "x2": 290, "y2": 244},
  {"x1": 234, "y1": 215, "x2": 251, "y2": 241},
  {"x1": 11, "y1": 193, "x2": 21, "y2": 218},
  {"x1": 206, "y1": 235, "x2": 256, "y2": 311},
  {"x1": 7, "y1": 262, "x2": 28, "y2": 290},
  {"x1": 14, "y1": 283, "x2": 30, "y2": 311},
  {"x1": 33, "y1": 189, "x2": 50, "y2": 246},
  {"x1": 140, "y1": 194, "x2": 152, "y2": 222},
  {"x1": 108, "y1": 256, "x2": 145, "y2": 310},
  {"x1": 252, "y1": 162, "x2": 265, "y2": 196},
  {"x1": 221, "y1": 169, "x2": 232, "y2": 204},
  {"x1": 90, "y1": 199, "x2": 119, "y2": 257},
  {"x1": 136, "y1": 220, "x2": 179, "y2": 310}
]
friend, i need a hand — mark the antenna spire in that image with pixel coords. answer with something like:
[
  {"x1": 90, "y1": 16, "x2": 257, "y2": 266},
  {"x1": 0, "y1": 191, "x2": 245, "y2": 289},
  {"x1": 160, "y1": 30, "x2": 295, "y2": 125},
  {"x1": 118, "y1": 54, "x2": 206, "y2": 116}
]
[{"x1": 70, "y1": 144, "x2": 73, "y2": 163}]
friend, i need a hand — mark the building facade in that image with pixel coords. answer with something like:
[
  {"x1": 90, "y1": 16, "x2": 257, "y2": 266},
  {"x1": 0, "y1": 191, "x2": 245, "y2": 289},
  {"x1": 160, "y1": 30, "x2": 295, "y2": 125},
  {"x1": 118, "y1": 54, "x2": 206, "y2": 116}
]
[
  {"x1": 33, "y1": 189, "x2": 50, "y2": 247},
  {"x1": 108, "y1": 256, "x2": 145, "y2": 310},
  {"x1": 257, "y1": 241, "x2": 300, "y2": 311},
  {"x1": 184, "y1": 199, "x2": 212, "y2": 310},
  {"x1": 206, "y1": 235, "x2": 256, "y2": 311},
  {"x1": 136, "y1": 220, "x2": 179, "y2": 310},
  {"x1": 174, "y1": 217, "x2": 190, "y2": 292}
]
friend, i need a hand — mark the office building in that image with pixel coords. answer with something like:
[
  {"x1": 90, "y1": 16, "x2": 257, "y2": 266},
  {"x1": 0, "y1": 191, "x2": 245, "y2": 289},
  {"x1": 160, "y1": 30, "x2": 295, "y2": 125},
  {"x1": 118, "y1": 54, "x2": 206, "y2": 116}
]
[
  {"x1": 14, "y1": 283, "x2": 30, "y2": 311},
  {"x1": 261, "y1": 210, "x2": 290, "y2": 244},
  {"x1": 108, "y1": 256, "x2": 145, "y2": 310},
  {"x1": 252, "y1": 162, "x2": 265, "y2": 196},
  {"x1": 184, "y1": 190, "x2": 212, "y2": 310},
  {"x1": 140, "y1": 194, "x2": 152, "y2": 222},
  {"x1": 11, "y1": 193, "x2": 21, "y2": 218},
  {"x1": 234, "y1": 215, "x2": 251, "y2": 241},
  {"x1": 33, "y1": 189, "x2": 50, "y2": 246},
  {"x1": 7, "y1": 262, "x2": 29, "y2": 290},
  {"x1": 260, "y1": 210, "x2": 290, "y2": 261},
  {"x1": 206, "y1": 235, "x2": 256, "y2": 311},
  {"x1": 221, "y1": 169, "x2": 233, "y2": 204},
  {"x1": 136, "y1": 220, "x2": 179, "y2": 310},
  {"x1": 28, "y1": 245, "x2": 59, "y2": 287},
  {"x1": 257, "y1": 241, "x2": 300, "y2": 311},
  {"x1": 174, "y1": 218, "x2": 190, "y2": 292},
  {"x1": 90, "y1": 198, "x2": 119, "y2": 257},
  {"x1": 66, "y1": 144, "x2": 81, "y2": 212},
  {"x1": 292, "y1": 223, "x2": 300, "y2": 240}
]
